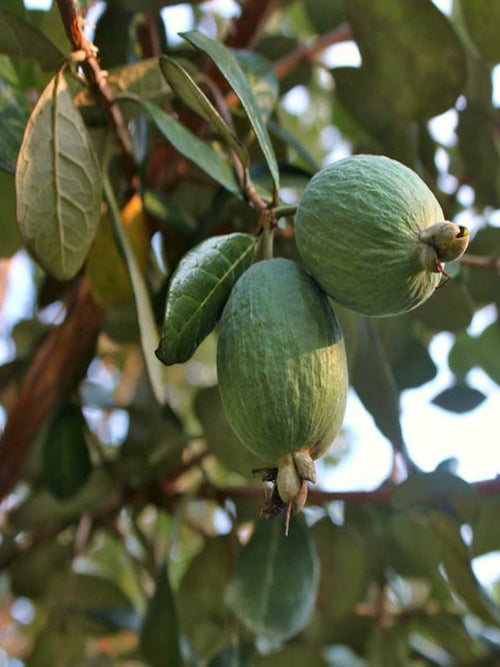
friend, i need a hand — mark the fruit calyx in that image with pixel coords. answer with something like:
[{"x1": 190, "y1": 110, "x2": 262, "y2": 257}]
[{"x1": 417, "y1": 221, "x2": 470, "y2": 278}]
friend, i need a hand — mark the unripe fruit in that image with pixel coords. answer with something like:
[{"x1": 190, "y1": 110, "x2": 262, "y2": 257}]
[
  {"x1": 217, "y1": 258, "x2": 348, "y2": 507},
  {"x1": 294, "y1": 155, "x2": 469, "y2": 317}
]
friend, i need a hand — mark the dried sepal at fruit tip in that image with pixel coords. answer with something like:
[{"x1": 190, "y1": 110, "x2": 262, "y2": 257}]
[{"x1": 418, "y1": 221, "x2": 470, "y2": 268}]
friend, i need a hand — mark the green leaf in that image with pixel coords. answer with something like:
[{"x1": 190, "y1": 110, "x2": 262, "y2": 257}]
[
  {"x1": 194, "y1": 385, "x2": 265, "y2": 477},
  {"x1": 0, "y1": 9, "x2": 64, "y2": 71},
  {"x1": 311, "y1": 518, "x2": 370, "y2": 621},
  {"x1": 140, "y1": 563, "x2": 182, "y2": 667},
  {"x1": 103, "y1": 168, "x2": 166, "y2": 406},
  {"x1": 304, "y1": 0, "x2": 345, "y2": 34},
  {"x1": 351, "y1": 317, "x2": 405, "y2": 452},
  {"x1": 257, "y1": 34, "x2": 312, "y2": 94},
  {"x1": 392, "y1": 471, "x2": 480, "y2": 526},
  {"x1": 137, "y1": 98, "x2": 241, "y2": 195},
  {"x1": 181, "y1": 29, "x2": 280, "y2": 197},
  {"x1": 226, "y1": 516, "x2": 319, "y2": 642},
  {"x1": 234, "y1": 50, "x2": 279, "y2": 124},
  {"x1": 255, "y1": 645, "x2": 329, "y2": 667},
  {"x1": 159, "y1": 55, "x2": 249, "y2": 167},
  {"x1": 473, "y1": 495, "x2": 500, "y2": 556},
  {"x1": 178, "y1": 537, "x2": 230, "y2": 658},
  {"x1": 208, "y1": 645, "x2": 253, "y2": 667},
  {"x1": 465, "y1": 226, "x2": 500, "y2": 305},
  {"x1": 460, "y1": 0, "x2": 500, "y2": 64},
  {"x1": 0, "y1": 170, "x2": 21, "y2": 256},
  {"x1": 432, "y1": 384, "x2": 486, "y2": 413},
  {"x1": 341, "y1": 0, "x2": 466, "y2": 121},
  {"x1": 427, "y1": 508, "x2": 500, "y2": 625},
  {"x1": 156, "y1": 232, "x2": 255, "y2": 365},
  {"x1": 42, "y1": 403, "x2": 92, "y2": 501},
  {"x1": 0, "y1": 55, "x2": 28, "y2": 175},
  {"x1": 15, "y1": 70, "x2": 101, "y2": 280},
  {"x1": 413, "y1": 274, "x2": 474, "y2": 332}
]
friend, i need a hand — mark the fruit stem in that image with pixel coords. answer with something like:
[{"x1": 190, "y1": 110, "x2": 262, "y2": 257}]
[
  {"x1": 273, "y1": 203, "x2": 298, "y2": 220},
  {"x1": 255, "y1": 225, "x2": 274, "y2": 261}
]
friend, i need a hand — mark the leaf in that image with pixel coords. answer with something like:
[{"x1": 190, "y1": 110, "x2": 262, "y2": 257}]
[
  {"x1": 304, "y1": 0, "x2": 345, "y2": 34},
  {"x1": 428, "y1": 509, "x2": 500, "y2": 625},
  {"x1": 159, "y1": 55, "x2": 249, "y2": 167},
  {"x1": 15, "y1": 70, "x2": 101, "y2": 281},
  {"x1": 0, "y1": 170, "x2": 21, "y2": 256},
  {"x1": 234, "y1": 50, "x2": 279, "y2": 124},
  {"x1": 194, "y1": 385, "x2": 265, "y2": 477},
  {"x1": 257, "y1": 34, "x2": 312, "y2": 93},
  {"x1": 311, "y1": 518, "x2": 370, "y2": 621},
  {"x1": 181, "y1": 29, "x2": 280, "y2": 196},
  {"x1": 351, "y1": 317, "x2": 405, "y2": 452},
  {"x1": 460, "y1": 0, "x2": 500, "y2": 64},
  {"x1": 178, "y1": 537, "x2": 230, "y2": 658},
  {"x1": 473, "y1": 495, "x2": 500, "y2": 556},
  {"x1": 0, "y1": 9, "x2": 64, "y2": 71},
  {"x1": 0, "y1": 55, "x2": 28, "y2": 175},
  {"x1": 412, "y1": 274, "x2": 474, "y2": 332},
  {"x1": 156, "y1": 232, "x2": 256, "y2": 365},
  {"x1": 136, "y1": 98, "x2": 241, "y2": 195},
  {"x1": 42, "y1": 403, "x2": 92, "y2": 501},
  {"x1": 392, "y1": 471, "x2": 480, "y2": 526},
  {"x1": 432, "y1": 384, "x2": 486, "y2": 413},
  {"x1": 208, "y1": 645, "x2": 253, "y2": 667},
  {"x1": 255, "y1": 645, "x2": 329, "y2": 667},
  {"x1": 140, "y1": 563, "x2": 182, "y2": 667},
  {"x1": 226, "y1": 516, "x2": 319, "y2": 642},
  {"x1": 103, "y1": 171, "x2": 166, "y2": 406},
  {"x1": 465, "y1": 226, "x2": 500, "y2": 305},
  {"x1": 341, "y1": 0, "x2": 466, "y2": 121}
]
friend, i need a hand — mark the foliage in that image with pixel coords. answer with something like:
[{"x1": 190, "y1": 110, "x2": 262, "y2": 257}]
[{"x1": 0, "y1": 0, "x2": 499, "y2": 664}]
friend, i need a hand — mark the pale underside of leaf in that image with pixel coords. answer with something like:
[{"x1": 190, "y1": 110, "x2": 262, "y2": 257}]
[{"x1": 15, "y1": 70, "x2": 101, "y2": 280}]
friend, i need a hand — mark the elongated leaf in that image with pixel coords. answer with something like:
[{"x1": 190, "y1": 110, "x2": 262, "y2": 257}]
[
  {"x1": 181, "y1": 30, "x2": 280, "y2": 196},
  {"x1": 432, "y1": 384, "x2": 486, "y2": 413},
  {"x1": 159, "y1": 55, "x2": 249, "y2": 166},
  {"x1": 137, "y1": 98, "x2": 240, "y2": 195},
  {"x1": 0, "y1": 9, "x2": 64, "y2": 71},
  {"x1": 428, "y1": 509, "x2": 500, "y2": 625},
  {"x1": 226, "y1": 516, "x2": 319, "y2": 642},
  {"x1": 0, "y1": 56, "x2": 28, "y2": 174},
  {"x1": 156, "y1": 232, "x2": 256, "y2": 365},
  {"x1": 0, "y1": 170, "x2": 21, "y2": 256},
  {"x1": 42, "y1": 403, "x2": 92, "y2": 500},
  {"x1": 140, "y1": 563, "x2": 181, "y2": 667},
  {"x1": 460, "y1": 0, "x2": 500, "y2": 64},
  {"x1": 16, "y1": 70, "x2": 101, "y2": 280},
  {"x1": 234, "y1": 51, "x2": 279, "y2": 124},
  {"x1": 103, "y1": 172, "x2": 166, "y2": 406},
  {"x1": 341, "y1": 0, "x2": 466, "y2": 121}
]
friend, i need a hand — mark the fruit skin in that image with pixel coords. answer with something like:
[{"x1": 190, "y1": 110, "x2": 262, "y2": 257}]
[
  {"x1": 217, "y1": 258, "x2": 348, "y2": 501},
  {"x1": 294, "y1": 154, "x2": 469, "y2": 317}
]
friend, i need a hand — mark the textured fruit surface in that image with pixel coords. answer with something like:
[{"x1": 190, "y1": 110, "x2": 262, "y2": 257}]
[
  {"x1": 217, "y1": 258, "x2": 347, "y2": 464},
  {"x1": 295, "y1": 155, "x2": 457, "y2": 317}
]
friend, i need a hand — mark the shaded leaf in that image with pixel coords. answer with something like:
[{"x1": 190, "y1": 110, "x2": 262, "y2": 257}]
[
  {"x1": 140, "y1": 563, "x2": 182, "y2": 667},
  {"x1": 257, "y1": 34, "x2": 312, "y2": 93},
  {"x1": 182, "y1": 30, "x2": 280, "y2": 196},
  {"x1": 432, "y1": 384, "x2": 486, "y2": 413},
  {"x1": 42, "y1": 403, "x2": 92, "y2": 501},
  {"x1": 15, "y1": 70, "x2": 101, "y2": 280},
  {"x1": 103, "y1": 176, "x2": 166, "y2": 406},
  {"x1": 226, "y1": 516, "x2": 319, "y2": 642},
  {"x1": 159, "y1": 55, "x2": 249, "y2": 166},
  {"x1": 473, "y1": 495, "x2": 500, "y2": 556},
  {"x1": 392, "y1": 471, "x2": 480, "y2": 526},
  {"x1": 465, "y1": 226, "x2": 500, "y2": 306},
  {"x1": 194, "y1": 385, "x2": 265, "y2": 477},
  {"x1": 304, "y1": 0, "x2": 345, "y2": 34},
  {"x1": 351, "y1": 317, "x2": 405, "y2": 453},
  {"x1": 93, "y1": 2, "x2": 132, "y2": 70},
  {"x1": 0, "y1": 8, "x2": 64, "y2": 71},
  {"x1": 428, "y1": 508, "x2": 500, "y2": 625},
  {"x1": 341, "y1": 0, "x2": 466, "y2": 120},
  {"x1": 367, "y1": 626, "x2": 410, "y2": 667},
  {"x1": 178, "y1": 537, "x2": 229, "y2": 658},
  {"x1": 156, "y1": 232, "x2": 255, "y2": 365},
  {"x1": 0, "y1": 169, "x2": 21, "y2": 256},
  {"x1": 0, "y1": 55, "x2": 28, "y2": 175},
  {"x1": 311, "y1": 518, "x2": 370, "y2": 621},
  {"x1": 235, "y1": 50, "x2": 279, "y2": 124},
  {"x1": 208, "y1": 645, "x2": 253, "y2": 667},
  {"x1": 333, "y1": 66, "x2": 416, "y2": 165},
  {"x1": 255, "y1": 645, "x2": 329, "y2": 666},
  {"x1": 137, "y1": 98, "x2": 241, "y2": 195},
  {"x1": 460, "y1": 0, "x2": 500, "y2": 64},
  {"x1": 413, "y1": 273, "x2": 474, "y2": 332}
]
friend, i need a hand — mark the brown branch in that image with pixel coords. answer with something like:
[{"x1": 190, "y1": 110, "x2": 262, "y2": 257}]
[
  {"x1": 0, "y1": 276, "x2": 104, "y2": 501},
  {"x1": 225, "y1": 0, "x2": 284, "y2": 50},
  {"x1": 461, "y1": 253, "x2": 500, "y2": 271},
  {"x1": 55, "y1": 0, "x2": 135, "y2": 175}
]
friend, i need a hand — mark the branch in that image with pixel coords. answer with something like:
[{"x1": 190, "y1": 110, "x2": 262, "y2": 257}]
[
  {"x1": 55, "y1": 0, "x2": 135, "y2": 174},
  {"x1": 224, "y1": 0, "x2": 284, "y2": 50},
  {"x1": 0, "y1": 277, "x2": 104, "y2": 501},
  {"x1": 461, "y1": 253, "x2": 500, "y2": 271}
]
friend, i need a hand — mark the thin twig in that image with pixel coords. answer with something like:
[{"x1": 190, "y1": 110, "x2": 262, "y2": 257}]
[{"x1": 461, "y1": 253, "x2": 500, "y2": 271}]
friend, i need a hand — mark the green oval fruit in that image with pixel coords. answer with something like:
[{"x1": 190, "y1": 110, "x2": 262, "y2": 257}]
[
  {"x1": 217, "y1": 258, "x2": 348, "y2": 505},
  {"x1": 294, "y1": 155, "x2": 469, "y2": 317}
]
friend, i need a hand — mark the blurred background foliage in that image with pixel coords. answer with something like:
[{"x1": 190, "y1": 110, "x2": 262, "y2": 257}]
[{"x1": 0, "y1": 0, "x2": 500, "y2": 664}]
